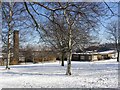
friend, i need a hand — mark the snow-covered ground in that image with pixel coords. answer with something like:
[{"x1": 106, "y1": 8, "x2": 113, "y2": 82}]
[{"x1": 0, "y1": 59, "x2": 119, "y2": 89}]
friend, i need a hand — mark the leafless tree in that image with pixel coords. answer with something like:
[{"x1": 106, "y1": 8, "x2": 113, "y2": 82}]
[
  {"x1": 2, "y1": 2, "x2": 15, "y2": 69},
  {"x1": 2, "y1": 2, "x2": 36, "y2": 68},
  {"x1": 107, "y1": 20, "x2": 120, "y2": 62},
  {"x1": 42, "y1": 14, "x2": 92, "y2": 67},
  {"x1": 24, "y1": 2, "x2": 112, "y2": 75},
  {"x1": 23, "y1": 45, "x2": 34, "y2": 63}
]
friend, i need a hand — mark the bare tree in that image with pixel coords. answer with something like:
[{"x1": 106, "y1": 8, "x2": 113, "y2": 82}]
[
  {"x1": 118, "y1": 2, "x2": 120, "y2": 62},
  {"x1": 107, "y1": 20, "x2": 120, "y2": 62},
  {"x1": 23, "y1": 45, "x2": 34, "y2": 63},
  {"x1": 2, "y1": 2, "x2": 15, "y2": 69},
  {"x1": 2, "y1": 2, "x2": 36, "y2": 68},
  {"x1": 24, "y1": 2, "x2": 111, "y2": 75}
]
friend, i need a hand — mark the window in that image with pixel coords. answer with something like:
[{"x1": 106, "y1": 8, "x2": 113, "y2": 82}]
[
  {"x1": 80, "y1": 56, "x2": 85, "y2": 60},
  {"x1": 88, "y1": 56, "x2": 91, "y2": 60}
]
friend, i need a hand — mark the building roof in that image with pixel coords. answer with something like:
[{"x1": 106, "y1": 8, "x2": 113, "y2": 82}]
[
  {"x1": 73, "y1": 50, "x2": 116, "y2": 55},
  {"x1": 98, "y1": 50, "x2": 116, "y2": 54}
]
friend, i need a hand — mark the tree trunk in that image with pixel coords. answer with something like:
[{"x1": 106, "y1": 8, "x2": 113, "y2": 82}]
[
  {"x1": 116, "y1": 38, "x2": 119, "y2": 62},
  {"x1": 63, "y1": 9, "x2": 72, "y2": 75},
  {"x1": 6, "y1": 2, "x2": 13, "y2": 69},
  {"x1": 6, "y1": 30, "x2": 10, "y2": 69},
  {"x1": 66, "y1": 28, "x2": 72, "y2": 75},
  {"x1": 42, "y1": 57, "x2": 44, "y2": 63},
  {"x1": 117, "y1": 50, "x2": 119, "y2": 62},
  {"x1": 115, "y1": 36, "x2": 119, "y2": 62},
  {"x1": 61, "y1": 52, "x2": 65, "y2": 66},
  {"x1": 66, "y1": 51, "x2": 72, "y2": 75}
]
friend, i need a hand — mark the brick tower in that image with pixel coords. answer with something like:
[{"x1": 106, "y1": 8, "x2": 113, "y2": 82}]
[{"x1": 11, "y1": 30, "x2": 19, "y2": 65}]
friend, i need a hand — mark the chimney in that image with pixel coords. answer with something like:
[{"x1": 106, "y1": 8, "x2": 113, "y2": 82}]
[{"x1": 11, "y1": 30, "x2": 19, "y2": 64}]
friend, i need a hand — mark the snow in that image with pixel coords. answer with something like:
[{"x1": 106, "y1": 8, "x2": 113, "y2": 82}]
[
  {"x1": 0, "y1": 59, "x2": 119, "y2": 89},
  {"x1": 73, "y1": 50, "x2": 116, "y2": 55},
  {"x1": 98, "y1": 50, "x2": 116, "y2": 54}
]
